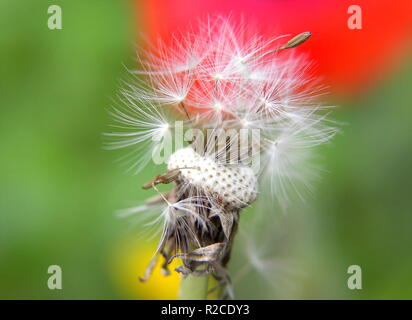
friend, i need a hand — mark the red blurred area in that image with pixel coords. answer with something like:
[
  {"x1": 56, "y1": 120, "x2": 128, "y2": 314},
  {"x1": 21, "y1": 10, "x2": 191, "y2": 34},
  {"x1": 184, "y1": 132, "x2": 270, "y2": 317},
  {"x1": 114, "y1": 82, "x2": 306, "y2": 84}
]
[{"x1": 136, "y1": 0, "x2": 412, "y2": 97}]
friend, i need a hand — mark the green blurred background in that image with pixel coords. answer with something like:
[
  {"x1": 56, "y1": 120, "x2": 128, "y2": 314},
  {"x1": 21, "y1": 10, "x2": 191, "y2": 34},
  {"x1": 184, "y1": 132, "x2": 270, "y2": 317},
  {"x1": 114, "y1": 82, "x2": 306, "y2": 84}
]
[{"x1": 0, "y1": 0, "x2": 411, "y2": 299}]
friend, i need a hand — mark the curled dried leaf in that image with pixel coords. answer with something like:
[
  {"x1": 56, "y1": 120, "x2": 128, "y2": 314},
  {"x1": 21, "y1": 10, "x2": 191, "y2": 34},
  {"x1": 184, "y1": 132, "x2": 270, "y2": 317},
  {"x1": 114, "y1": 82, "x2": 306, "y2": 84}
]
[
  {"x1": 169, "y1": 242, "x2": 226, "y2": 264},
  {"x1": 139, "y1": 255, "x2": 158, "y2": 283}
]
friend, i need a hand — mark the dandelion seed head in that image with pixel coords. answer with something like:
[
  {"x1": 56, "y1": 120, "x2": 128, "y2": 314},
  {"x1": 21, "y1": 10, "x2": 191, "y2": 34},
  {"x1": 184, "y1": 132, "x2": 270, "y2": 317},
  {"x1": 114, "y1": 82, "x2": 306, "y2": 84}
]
[
  {"x1": 168, "y1": 147, "x2": 258, "y2": 209},
  {"x1": 108, "y1": 16, "x2": 337, "y2": 293}
]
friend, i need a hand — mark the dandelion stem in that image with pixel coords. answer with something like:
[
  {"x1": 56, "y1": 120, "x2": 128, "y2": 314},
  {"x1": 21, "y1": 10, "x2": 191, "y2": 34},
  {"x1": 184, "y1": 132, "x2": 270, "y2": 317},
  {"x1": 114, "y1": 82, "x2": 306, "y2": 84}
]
[{"x1": 178, "y1": 274, "x2": 209, "y2": 300}]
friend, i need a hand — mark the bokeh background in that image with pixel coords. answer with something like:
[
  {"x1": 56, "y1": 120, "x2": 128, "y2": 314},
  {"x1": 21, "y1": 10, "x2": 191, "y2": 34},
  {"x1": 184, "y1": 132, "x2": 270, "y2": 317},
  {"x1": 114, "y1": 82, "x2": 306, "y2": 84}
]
[{"x1": 0, "y1": 0, "x2": 411, "y2": 299}]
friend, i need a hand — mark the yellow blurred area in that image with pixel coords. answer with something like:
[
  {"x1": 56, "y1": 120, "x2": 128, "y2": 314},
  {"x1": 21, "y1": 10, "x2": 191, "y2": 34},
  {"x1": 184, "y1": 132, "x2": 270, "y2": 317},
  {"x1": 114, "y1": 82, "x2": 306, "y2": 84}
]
[{"x1": 110, "y1": 238, "x2": 181, "y2": 299}]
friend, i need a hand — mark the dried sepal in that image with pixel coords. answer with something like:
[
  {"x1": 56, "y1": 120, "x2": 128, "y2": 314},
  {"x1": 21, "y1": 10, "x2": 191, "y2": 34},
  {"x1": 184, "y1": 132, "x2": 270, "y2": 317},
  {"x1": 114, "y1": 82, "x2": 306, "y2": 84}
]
[
  {"x1": 142, "y1": 168, "x2": 182, "y2": 189},
  {"x1": 139, "y1": 255, "x2": 158, "y2": 283},
  {"x1": 160, "y1": 249, "x2": 172, "y2": 276},
  {"x1": 210, "y1": 209, "x2": 234, "y2": 240},
  {"x1": 169, "y1": 242, "x2": 226, "y2": 264}
]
